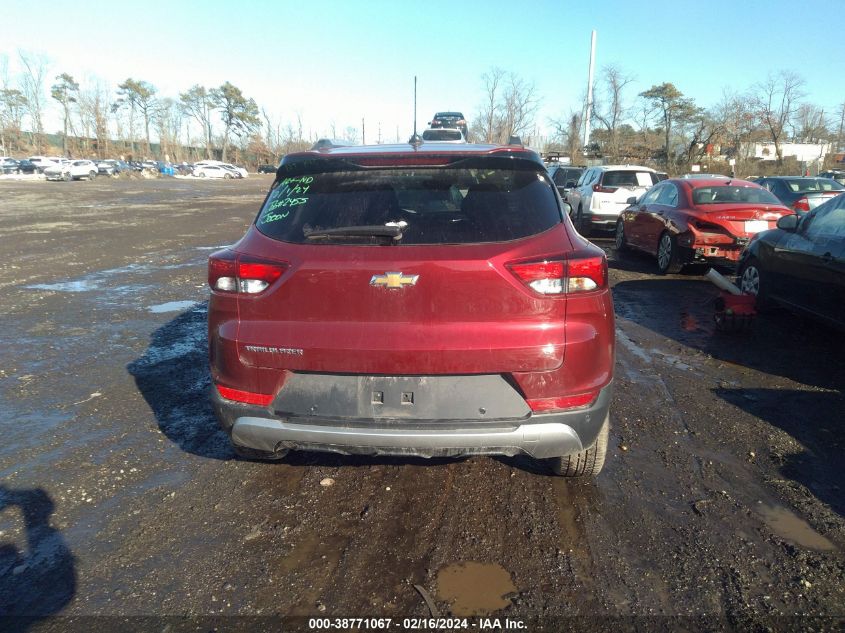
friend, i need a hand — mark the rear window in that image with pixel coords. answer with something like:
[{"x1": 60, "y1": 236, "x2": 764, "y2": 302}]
[
  {"x1": 255, "y1": 166, "x2": 561, "y2": 245},
  {"x1": 784, "y1": 178, "x2": 844, "y2": 193},
  {"x1": 602, "y1": 170, "x2": 657, "y2": 187},
  {"x1": 692, "y1": 185, "x2": 782, "y2": 205},
  {"x1": 422, "y1": 129, "x2": 463, "y2": 141}
]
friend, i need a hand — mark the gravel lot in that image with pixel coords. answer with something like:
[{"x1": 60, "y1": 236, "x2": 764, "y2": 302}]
[{"x1": 0, "y1": 175, "x2": 842, "y2": 632}]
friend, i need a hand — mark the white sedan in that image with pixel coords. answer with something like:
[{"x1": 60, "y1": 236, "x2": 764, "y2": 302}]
[
  {"x1": 194, "y1": 160, "x2": 248, "y2": 178},
  {"x1": 193, "y1": 164, "x2": 236, "y2": 179}
]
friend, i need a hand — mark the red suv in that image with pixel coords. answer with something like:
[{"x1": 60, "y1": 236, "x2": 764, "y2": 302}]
[{"x1": 208, "y1": 143, "x2": 615, "y2": 476}]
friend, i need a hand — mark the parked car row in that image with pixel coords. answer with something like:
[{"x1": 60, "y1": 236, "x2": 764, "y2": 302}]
[
  {"x1": 0, "y1": 157, "x2": 38, "y2": 174},
  {"x1": 577, "y1": 163, "x2": 845, "y2": 330}
]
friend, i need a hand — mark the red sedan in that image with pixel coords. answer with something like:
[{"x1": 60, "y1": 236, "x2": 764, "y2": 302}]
[{"x1": 615, "y1": 178, "x2": 792, "y2": 273}]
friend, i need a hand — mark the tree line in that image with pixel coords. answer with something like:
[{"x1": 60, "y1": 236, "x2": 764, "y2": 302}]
[
  {"x1": 2, "y1": 50, "x2": 843, "y2": 174},
  {"x1": 544, "y1": 65, "x2": 843, "y2": 174},
  {"x1": 0, "y1": 51, "x2": 313, "y2": 165}
]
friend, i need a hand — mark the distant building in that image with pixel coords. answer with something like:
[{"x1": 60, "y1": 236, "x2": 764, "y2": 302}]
[{"x1": 739, "y1": 141, "x2": 831, "y2": 163}]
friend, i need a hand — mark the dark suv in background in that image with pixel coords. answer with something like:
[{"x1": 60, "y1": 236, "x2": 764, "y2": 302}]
[
  {"x1": 429, "y1": 111, "x2": 469, "y2": 138},
  {"x1": 208, "y1": 143, "x2": 615, "y2": 476}
]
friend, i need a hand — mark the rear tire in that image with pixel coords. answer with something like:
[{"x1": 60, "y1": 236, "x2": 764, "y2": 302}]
[
  {"x1": 546, "y1": 415, "x2": 609, "y2": 477},
  {"x1": 737, "y1": 257, "x2": 771, "y2": 311},
  {"x1": 232, "y1": 444, "x2": 289, "y2": 462},
  {"x1": 656, "y1": 231, "x2": 683, "y2": 274},
  {"x1": 614, "y1": 219, "x2": 628, "y2": 252},
  {"x1": 577, "y1": 206, "x2": 592, "y2": 237},
  {"x1": 88, "y1": 170, "x2": 96, "y2": 180}
]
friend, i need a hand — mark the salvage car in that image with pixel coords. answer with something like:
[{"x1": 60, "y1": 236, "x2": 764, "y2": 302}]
[
  {"x1": 737, "y1": 192, "x2": 845, "y2": 330},
  {"x1": 615, "y1": 178, "x2": 792, "y2": 273},
  {"x1": 208, "y1": 143, "x2": 615, "y2": 476}
]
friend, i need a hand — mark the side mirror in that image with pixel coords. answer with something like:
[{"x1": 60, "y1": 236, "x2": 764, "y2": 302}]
[
  {"x1": 776, "y1": 214, "x2": 799, "y2": 231},
  {"x1": 626, "y1": 196, "x2": 638, "y2": 205}
]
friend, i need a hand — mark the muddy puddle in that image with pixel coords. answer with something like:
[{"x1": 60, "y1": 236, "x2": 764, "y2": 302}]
[
  {"x1": 436, "y1": 562, "x2": 515, "y2": 616},
  {"x1": 756, "y1": 504, "x2": 836, "y2": 551}
]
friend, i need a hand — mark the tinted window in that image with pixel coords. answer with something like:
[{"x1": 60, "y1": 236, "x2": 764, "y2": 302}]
[
  {"x1": 602, "y1": 170, "x2": 656, "y2": 187},
  {"x1": 692, "y1": 186, "x2": 781, "y2": 205},
  {"x1": 422, "y1": 129, "x2": 463, "y2": 141},
  {"x1": 641, "y1": 186, "x2": 662, "y2": 205},
  {"x1": 804, "y1": 194, "x2": 845, "y2": 238},
  {"x1": 782, "y1": 178, "x2": 844, "y2": 193},
  {"x1": 256, "y1": 167, "x2": 561, "y2": 245},
  {"x1": 656, "y1": 184, "x2": 678, "y2": 206}
]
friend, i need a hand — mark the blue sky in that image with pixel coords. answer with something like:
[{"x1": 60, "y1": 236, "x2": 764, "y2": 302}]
[{"x1": 1, "y1": 0, "x2": 841, "y2": 141}]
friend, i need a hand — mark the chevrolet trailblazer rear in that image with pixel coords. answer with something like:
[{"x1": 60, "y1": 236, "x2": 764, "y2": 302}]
[{"x1": 207, "y1": 143, "x2": 615, "y2": 476}]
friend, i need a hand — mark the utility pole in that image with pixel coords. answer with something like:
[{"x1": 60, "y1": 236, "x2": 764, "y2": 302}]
[
  {"x1": 583, "y1": 30, "x2": 596, "y2": 150},
  {"x1": 362, "y1": 117, "x2": 366, "y2": 145}
]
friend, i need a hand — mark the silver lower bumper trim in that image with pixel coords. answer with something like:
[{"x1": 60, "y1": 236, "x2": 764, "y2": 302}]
[{"x1": 231, "y1": 417, "x2": 584, "y2": 459}]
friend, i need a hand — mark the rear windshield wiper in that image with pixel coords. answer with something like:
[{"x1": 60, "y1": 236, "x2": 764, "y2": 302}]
[{"x1": 304, "y1": 225, "x2": 403, "y2": 241}]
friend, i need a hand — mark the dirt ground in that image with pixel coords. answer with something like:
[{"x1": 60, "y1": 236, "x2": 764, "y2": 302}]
[{"x1": 0, "y1": 175, "x2": 843, "y2": 632}]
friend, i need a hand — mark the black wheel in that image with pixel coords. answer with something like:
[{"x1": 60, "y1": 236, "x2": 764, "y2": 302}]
[
  {"x1": 614, "y1": 219, "x2": 628, "y2": 252},
  {"x1": 63, "y1": 172, "x2": 71, "y2": 182},
  {"x1": 738, "y1": 257, "x2": 771, "y2": 311},
  {"x1": 88, "y1": 171, "x2": 96, "y2": 180},
  {"x1": 656, "y1": 231, "x2": 683, "y2": 274},
  {"x1": 546, "y1": 415, "x2": 609, "y2": 477},
  {"x1": 577, "y1": 206, "x2": 592, "y2": 237},
  {"x1": 232, "y1": 444, "x2": 289, "y2": 462}
]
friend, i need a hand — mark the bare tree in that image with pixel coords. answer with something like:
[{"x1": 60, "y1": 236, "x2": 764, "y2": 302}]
[
  {"x1": 18, "y1": 51, "x2": 49, "y2": 152},
  {"x1": 501, "y1": 73, "x2": 539, "y2": 140},
  {"x1": 751, "y1": 71, "x2": 805, "y2": 165},
  {"x1": 472, "y1": 67, "x2": 537, "y2": 144},
  {"x1": 51, "y1": 73, "x2": 79, "y2": 155},
  {"x1": 155, "y1": 98, "x2": 183, "y2": 161},
  {"x1": 793, "y1": 103, "x2": 828, "y2": 143},
  {"x1": 180, "y1": 85, "x2": 215, "y2": 159},
  {"x1": 115, "y1": 79, "x2": 157, "y2": 157},
  {"x1": 77, "y1": 81, "x2": 111, "y2": 158},
  {"x1": 549, "y1": 110, "x2": 582, "y2": 160},
  {"x1": 1, "y1": 56, "x2": 28, "y2": 154},
  {"x1": 591, "y1": 65, "x2": 634, "y2": 160},
  {"x1": 836, "y1": 101, "x2": 845, "y2": 152},
  {"x1": 475, "y1": 67, "x2": 505, "y2": 143}
]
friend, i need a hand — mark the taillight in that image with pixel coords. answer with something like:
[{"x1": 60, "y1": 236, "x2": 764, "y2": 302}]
[
  {"x1": 792, "y1": 197, "x2": 810, "y2": 212},
  {"x1": 216, "y1": 384, "x2": 273, "y2": 406},
  {"x1": 506, "y1": 253, "x2": 607, "y2": 295},
  {"x1": 592, "y1": 183, "x2": 617, "y2": 194},
  {"x1": 208, "y1": 250, "x2": 288, "y2": 294},
  {"x1": 527, "y1": 390, "x2": 599, "y2": 412}
]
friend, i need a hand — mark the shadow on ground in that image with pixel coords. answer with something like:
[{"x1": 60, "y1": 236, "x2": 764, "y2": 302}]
[
  {"x1": 0, "y1": 486, "x2": 76, "y2": 628},
  {"x1": 714, "y1": 388, "x2": 845, "y2": 518},
  {"x1": 612, "y1": 276, "x2": 845, "y2": 393}
]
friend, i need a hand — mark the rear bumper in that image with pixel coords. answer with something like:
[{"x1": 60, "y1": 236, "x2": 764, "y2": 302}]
[
  {"x1": 212, "y1": 380, "x2": 612, "y2": 460},
  {"x1": 583, "y1": 210, "x2": 624, "y2": 228}
]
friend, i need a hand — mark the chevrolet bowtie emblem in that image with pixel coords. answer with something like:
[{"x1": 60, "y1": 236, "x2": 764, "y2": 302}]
[{"x1": 370, "y1": 271, "x2": 419, "y2": 289}]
